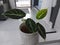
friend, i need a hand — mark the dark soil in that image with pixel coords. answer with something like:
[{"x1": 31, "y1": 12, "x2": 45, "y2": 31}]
[{"x1": 20, "y1": 23, "x2": 32, "y2": 33}]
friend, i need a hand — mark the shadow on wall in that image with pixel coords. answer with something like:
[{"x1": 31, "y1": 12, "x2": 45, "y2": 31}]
[
  {"x1": 3, "y1": 0, "x2": 11, "y2": 10},
  {"x1": 50, "y1": 0, "x2": 60, "y2": 28}
]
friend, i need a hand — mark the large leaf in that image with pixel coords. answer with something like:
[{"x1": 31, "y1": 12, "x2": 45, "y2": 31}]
[
  {"x1": 37, "y1": 23, "x2": 46, "y2": 39},
  {"x1": 36, "y1": 9, "x2": 47, "y2": 20},
  {"x1": 25, "y1": 18, "x2": 37, "y2": 33},
  {"x1": 4, "y1": 9, "x2": 26, "y2": 19}
]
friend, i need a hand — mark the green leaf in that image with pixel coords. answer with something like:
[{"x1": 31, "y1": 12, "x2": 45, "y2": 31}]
[
  {"x1": 37, "y1": 23, "x2": 46, "y2": 39},
  {"x1": 25, "y1": 18, "x2": 37, "y2": 33},
  {"x1": 36, "y1": 9, "x2": 47, "y2": 20},
  {"x1": 4, "y1": 9, "x2": 26, "y2": 19}
]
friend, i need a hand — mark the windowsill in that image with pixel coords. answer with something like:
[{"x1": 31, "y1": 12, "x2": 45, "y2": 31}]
[
  {"x1": 39, "y1": 32, "x2": 60, "y2": 42},
  {"x1": 0, "y1": 6, "x2": 59, "y2": 44},
  {"x1": 0, "y1": 19, "x2": 60, "y2": 45}
]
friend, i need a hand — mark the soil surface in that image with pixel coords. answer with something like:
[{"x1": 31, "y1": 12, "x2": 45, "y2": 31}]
[{"x1": 20, "y1": 23, "x2": 32, "y2": 33}]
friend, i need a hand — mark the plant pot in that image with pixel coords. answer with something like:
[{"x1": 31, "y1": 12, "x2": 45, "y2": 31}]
[
  {"x1": 19, "y1": 30, "x2": 39, "y2": 45},
  {"x1": 19, "y1": 23, "x2": 39, "y2": 45}
]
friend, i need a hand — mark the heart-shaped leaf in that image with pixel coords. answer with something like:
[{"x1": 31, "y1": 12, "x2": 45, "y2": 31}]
[
  {"x1": 36, "y1": 9, "x2": 47, "y2": 20},
  {"x1": 25, "y1": 18, "x2": 37, "y2": 33},
  {"x1": 37, "y1": 23, "x2": 46, "y2": 39},
  {"x1": 4, "y1": 9, "x2": 26, "y2": 19}
]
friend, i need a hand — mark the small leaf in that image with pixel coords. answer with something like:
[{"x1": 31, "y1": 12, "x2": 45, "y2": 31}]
[
  {"x1": 25, "y1": 18, "x2": 37, "y2": 33},
  {"x1": 37, "y1": 23, "x2": 46, "y2": 39},
  {"x1": 36, "y1": 9, "x2": 47, "y2": 20},
  {"x1": 4, "y1": 9, "x2": 26, "y2": 19}
]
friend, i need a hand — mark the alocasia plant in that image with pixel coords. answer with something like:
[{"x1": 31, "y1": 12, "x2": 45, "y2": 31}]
[{"x1": 3, "y1": 9, "x2": 47, "y2": 39}]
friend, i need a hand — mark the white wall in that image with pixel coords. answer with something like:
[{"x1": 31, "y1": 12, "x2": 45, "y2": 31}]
[
  {"x1": 9, "y1": 0, "x2": 15, "y2": 9},
  {"x1": 38, "y1": 0, "x2": 42, "y2": 9},
  {"x1": 52, "y1": 0, "x2": 57, "y2": 7}
]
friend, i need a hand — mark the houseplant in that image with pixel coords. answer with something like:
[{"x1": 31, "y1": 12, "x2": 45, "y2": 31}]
[{"x1": 2, "y1": 9, "x2": 47, "y2": 45}]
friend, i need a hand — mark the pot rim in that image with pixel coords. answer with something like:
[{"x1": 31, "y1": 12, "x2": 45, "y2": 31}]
[
  {"x1": 19, "y1": 29, "x2": 38, "y2": 36},
  {"x1": 19, "y1": 20, "x2": 38, "y2": 36}
]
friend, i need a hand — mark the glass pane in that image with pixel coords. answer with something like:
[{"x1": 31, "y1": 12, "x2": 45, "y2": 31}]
[{"x1": 16, "y1": 0, "x2": 31, "y2": 8}]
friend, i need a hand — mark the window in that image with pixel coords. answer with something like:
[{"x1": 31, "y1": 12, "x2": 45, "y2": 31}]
[{"x1": 16, "y1": 0, "x2": 31, "y2": 8}]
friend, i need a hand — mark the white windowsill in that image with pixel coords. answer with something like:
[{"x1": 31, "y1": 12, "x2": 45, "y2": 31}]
[{"x1": 0, "y1": 19, "x2": 60, "y2": 45}]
